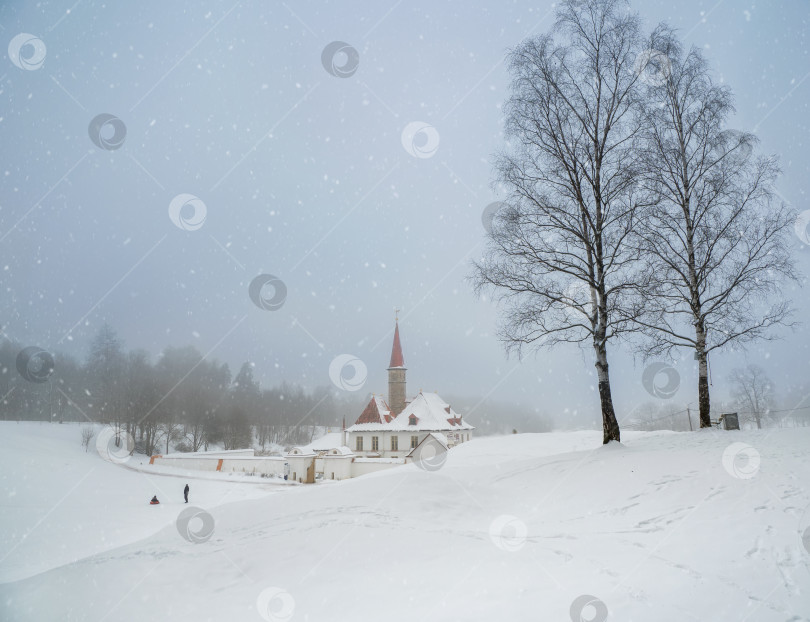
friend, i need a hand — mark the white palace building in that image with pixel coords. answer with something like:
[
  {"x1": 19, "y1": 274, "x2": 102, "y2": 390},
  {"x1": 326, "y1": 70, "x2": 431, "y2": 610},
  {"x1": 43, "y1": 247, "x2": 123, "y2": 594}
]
[{"x1": 342, "y1": 320, "x2": 475, "y2": 458}]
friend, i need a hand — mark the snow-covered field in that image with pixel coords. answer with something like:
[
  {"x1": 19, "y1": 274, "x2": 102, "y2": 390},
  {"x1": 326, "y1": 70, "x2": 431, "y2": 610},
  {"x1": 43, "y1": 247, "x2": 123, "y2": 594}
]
[
  {"x1": 1, "y1": 422, "x2": 809, "y2": 621},
  {"x1": 0, "y1": 423, "x2": 285, "y2": 584}
]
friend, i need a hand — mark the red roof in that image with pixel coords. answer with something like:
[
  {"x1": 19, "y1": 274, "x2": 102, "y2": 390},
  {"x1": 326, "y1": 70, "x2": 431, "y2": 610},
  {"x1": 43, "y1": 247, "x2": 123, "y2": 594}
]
[
  {"x1": 355, "y1": 396, "x2": 393, "y2": 425},
  {"x1": 389, "y1": 322, "x2": 405, "y2": 368}
]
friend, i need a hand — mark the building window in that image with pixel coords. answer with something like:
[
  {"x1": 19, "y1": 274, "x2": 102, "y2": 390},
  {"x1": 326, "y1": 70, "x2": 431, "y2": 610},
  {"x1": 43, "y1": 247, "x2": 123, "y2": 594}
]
[
  {"x1": 411, "y1": 435, "x2": 418, "y2": 449},
  {"x1": 391, "y1": 436, "x2": 399, "y2": 451},
  {"x1": 356, "y1": 436, "x2": 363, "y2": 451},
  {"x1": 372, "y1": 436, "x2": 379, "y2": 451},
  {"x1": 409, "y1": 415, "x2": 417, "y2": 426}
]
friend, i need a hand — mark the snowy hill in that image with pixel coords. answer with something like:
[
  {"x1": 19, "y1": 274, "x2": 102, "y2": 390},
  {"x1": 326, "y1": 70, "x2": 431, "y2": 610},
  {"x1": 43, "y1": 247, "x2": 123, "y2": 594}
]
[
  {"x1": 1, "y1": 422, "x2": 809, "y2": 621},
  {"x1": 0, "y1": 422, "x2": 284, "y2": 584}
]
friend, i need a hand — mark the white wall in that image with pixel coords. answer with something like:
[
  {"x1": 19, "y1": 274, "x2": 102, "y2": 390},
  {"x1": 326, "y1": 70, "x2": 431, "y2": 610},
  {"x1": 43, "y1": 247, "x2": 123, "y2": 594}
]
[
  {"x1": 152, "y1": 449, "x2": 419, "y2": 481},
  {"x1": 220, "y1": 457, "x2": 286, "y2": 476},
  {"x1": 350, "y1": 430, "x2": 472, "y2": 456},
  {"x1": 348, "y1": 431, "x2": 423, "y2": 457},
  {"x1": 319, "y1": 455, "x2": 353, "y2": 481},
  {"x1": 151, "y1": 456, "x2": 221, "y2": 471},
  {"x1": 151, "y1": 455, "x2": 289, "y2": 478},
  {"x1": 184, "y1": 449, "x2": 256, "y2": 457}
]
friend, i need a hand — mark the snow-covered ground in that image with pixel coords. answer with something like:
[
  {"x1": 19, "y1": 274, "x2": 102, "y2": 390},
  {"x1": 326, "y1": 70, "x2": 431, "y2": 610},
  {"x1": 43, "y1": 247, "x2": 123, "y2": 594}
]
[
  {"x1": 1, "y1": 422, "x2": 809, "y2": 621},
  {"x1": 0, "y1": 422, "x2": 286, "y2": 584}
]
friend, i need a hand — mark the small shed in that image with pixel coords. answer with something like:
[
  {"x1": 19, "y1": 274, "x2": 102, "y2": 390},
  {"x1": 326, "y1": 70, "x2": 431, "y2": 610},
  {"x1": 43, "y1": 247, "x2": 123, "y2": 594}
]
[
  {"x1": 721, "y1": 413, "x2": 740, "y2": 430},
  {"x1": 405, "y1": 432, "x2": 449, "y2": 471},
  {"x1": 285, "y1": 447, "x2": 317, "y2": 483}
]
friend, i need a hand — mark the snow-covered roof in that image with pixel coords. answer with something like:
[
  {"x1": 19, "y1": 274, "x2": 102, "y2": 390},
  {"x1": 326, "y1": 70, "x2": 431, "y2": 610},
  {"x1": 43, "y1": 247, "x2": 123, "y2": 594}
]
[
  {"x1": 300, "y1": 432, "x2": 344, "y2": 452},
  {"x1": 353, "y1": 395, "x2": 394, "y2": 426},
  {"x1": 347, "y1": 392, "x2": 475, "y2": 432},
  {"x1": 326, "y1": 446, "x2": 353, "y2": 456},
  {"x1": 390, "y1": 392, "x2": 475, "y2": 431},
  {"x1": 286, "y1": 447, "x2": 316, "y2": 457}
]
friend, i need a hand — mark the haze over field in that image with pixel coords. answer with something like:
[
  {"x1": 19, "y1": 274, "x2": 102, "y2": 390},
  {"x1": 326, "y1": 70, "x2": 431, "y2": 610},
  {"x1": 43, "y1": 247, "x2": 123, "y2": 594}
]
[{"x1": 1, "y1": 0, "x2": 808, "y2": 423}]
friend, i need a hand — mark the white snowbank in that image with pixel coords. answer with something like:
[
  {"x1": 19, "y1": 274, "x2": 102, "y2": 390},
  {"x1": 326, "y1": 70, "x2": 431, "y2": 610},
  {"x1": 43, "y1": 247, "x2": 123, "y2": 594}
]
[{"x1": 1, "y1": 422, "x2": 809, "y2": 621}]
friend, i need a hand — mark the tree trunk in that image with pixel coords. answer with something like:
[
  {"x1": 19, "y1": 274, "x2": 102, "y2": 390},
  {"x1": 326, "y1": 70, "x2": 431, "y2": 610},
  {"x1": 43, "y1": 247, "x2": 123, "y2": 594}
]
[
  {"x1": 696, "y1": 334, "x2": 711, "y2": 427},
  {"x1": 594, "y1": 344, "x2": 621, "y2": 443},
  {"x1": 697, "y1": 365, "x2": 711, "y2": 428}
]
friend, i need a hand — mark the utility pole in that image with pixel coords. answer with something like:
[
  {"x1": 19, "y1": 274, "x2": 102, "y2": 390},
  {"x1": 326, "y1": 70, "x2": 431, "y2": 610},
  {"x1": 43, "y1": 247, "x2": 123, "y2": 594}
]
[{"x1": 686, "y1": 407, "x2": 693, "y2": 431}]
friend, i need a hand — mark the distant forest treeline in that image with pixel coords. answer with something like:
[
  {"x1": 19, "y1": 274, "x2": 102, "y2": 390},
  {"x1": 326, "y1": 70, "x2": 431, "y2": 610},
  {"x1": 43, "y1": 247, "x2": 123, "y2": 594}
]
[
  {"x1": 1, "y1": 324, "x2": 368, "y2": 454},
  {"x1": 1, "y1": 325, "x2": 552, "y2": 454}
]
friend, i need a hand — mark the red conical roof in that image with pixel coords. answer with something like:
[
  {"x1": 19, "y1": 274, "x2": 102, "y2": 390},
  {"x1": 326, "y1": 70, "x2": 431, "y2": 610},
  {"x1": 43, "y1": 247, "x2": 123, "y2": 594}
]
[{"x1": 389, "y1": 322, "x2": 405, "y2": 368}]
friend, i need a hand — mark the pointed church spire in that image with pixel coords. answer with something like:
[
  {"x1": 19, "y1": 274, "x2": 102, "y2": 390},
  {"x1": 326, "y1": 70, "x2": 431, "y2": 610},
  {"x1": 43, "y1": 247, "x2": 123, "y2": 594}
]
[
  {"x1": 388, "y1": 313, "x2": 407, "y2": 415},
  {"x1": 389, "y1": 320, "x2": 405, "y2": 368}
]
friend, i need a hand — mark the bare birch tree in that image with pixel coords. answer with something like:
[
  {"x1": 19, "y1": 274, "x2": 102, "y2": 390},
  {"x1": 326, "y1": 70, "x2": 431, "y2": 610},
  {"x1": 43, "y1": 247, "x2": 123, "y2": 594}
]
[
  {"x1": 472, "y1": 0, "x2": 647, "y2": 443},
  {"x1": 729, "y1": 365, "x2": 774, "y2": 429},
  {"x1": 630, "y1": 26, "x2": 797, "y2": 427}
]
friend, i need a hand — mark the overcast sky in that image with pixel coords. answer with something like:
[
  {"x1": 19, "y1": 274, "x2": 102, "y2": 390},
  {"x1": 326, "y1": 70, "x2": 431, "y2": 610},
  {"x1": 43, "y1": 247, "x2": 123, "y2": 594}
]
[{"x1": 1, "y1": 0, "x2": 808, "y2": 425}]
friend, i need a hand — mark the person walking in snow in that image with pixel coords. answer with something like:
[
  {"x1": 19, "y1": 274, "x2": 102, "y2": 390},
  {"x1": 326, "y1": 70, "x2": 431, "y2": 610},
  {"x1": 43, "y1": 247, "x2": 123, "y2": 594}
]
[{"x1": 183, "y1": 483, "x2": 189, "y2": 504}]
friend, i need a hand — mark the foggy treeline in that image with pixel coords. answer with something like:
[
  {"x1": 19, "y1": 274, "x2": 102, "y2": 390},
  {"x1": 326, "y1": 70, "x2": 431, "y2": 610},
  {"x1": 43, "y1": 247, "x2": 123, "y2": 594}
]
[
  {"x1": 5, "y1": 321, "x2": 804, "y2": 454},
  {"x1": 3, "y1": 324, "x2": 557, "y2": 453},
  {"x1": 1, "y1": 324, "x2": 367, "y2": 455}
]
